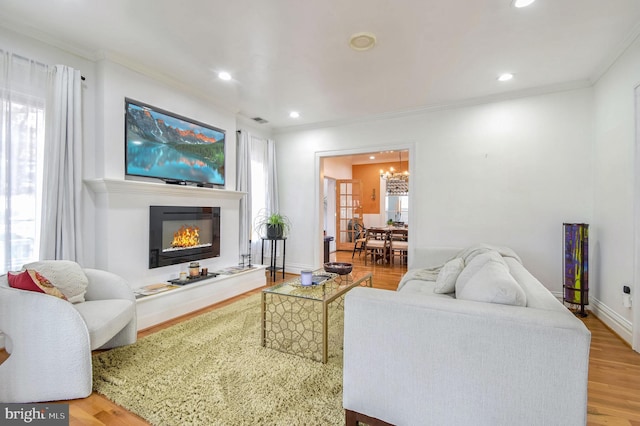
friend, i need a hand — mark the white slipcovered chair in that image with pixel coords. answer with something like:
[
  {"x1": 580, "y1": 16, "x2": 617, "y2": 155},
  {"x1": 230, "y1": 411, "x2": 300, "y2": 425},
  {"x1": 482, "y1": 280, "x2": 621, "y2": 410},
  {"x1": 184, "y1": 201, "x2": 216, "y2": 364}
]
[{"x1": 0, "y1": 261, "x2": 137, "y2": 403}]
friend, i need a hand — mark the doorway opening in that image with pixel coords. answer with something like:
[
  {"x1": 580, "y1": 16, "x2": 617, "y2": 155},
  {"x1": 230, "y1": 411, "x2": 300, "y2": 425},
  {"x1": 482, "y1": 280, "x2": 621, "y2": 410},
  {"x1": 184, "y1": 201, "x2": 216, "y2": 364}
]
[{"x1": 318, "y1": 146, "x2": 412, "y2": 264}]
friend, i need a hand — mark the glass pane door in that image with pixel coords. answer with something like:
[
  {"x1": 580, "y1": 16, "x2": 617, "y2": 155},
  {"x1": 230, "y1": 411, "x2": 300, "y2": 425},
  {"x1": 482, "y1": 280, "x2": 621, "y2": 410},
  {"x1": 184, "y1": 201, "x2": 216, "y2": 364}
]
[{"x1": 336, "y1": 180, "x2": 362, "y2": 250}]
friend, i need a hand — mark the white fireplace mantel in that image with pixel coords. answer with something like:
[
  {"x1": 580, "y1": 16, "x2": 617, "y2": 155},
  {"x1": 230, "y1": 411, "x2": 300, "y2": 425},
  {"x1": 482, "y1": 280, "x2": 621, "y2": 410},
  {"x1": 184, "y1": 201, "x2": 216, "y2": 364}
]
[
  {"x1": 84, "y1": 178, "x2": 245, "y2": 200},
  {"x1": 83, "y1": 177, "x2": 247, "y2": 288}
]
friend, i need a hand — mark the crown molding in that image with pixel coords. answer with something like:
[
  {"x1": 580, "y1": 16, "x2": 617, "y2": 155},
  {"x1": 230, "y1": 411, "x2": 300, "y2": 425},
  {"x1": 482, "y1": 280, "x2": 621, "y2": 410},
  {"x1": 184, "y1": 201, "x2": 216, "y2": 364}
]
[
  {"x1": 0, "y1": 20, "x2": 100, "y2": 61},
  {"x1": 274, "y1": 79, "x2": 593, "y2": 134},
  {"x1": 590, "y1": 21, "x2": 640, "y2": 85}
]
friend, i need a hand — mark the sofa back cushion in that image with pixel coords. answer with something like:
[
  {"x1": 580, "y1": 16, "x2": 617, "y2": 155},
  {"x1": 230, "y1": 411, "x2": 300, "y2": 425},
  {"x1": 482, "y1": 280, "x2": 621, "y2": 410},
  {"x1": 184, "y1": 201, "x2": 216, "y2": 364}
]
[
  {"x1": 455, "y1": 251, "x2": 506, "y2": 296},
  {"x1": 456, "y1": 259, "x2": 527, "y2": 306},
  {"x1": 504, "y1": 257, "x2": 567, "y2": 312},
  {"x1": 434, "y1": 258, "x2": 464, "y2": 294}
]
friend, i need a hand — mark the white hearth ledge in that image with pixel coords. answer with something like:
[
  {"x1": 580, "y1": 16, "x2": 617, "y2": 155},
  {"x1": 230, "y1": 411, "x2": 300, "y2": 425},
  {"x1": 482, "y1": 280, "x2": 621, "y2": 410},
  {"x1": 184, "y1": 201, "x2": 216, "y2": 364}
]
[
  {"x1": 135, "y1": 265, "x2": 266, "y2": 330},
  {"x1": 84, "y1": 178, "x2": 245, "y2": 200}
]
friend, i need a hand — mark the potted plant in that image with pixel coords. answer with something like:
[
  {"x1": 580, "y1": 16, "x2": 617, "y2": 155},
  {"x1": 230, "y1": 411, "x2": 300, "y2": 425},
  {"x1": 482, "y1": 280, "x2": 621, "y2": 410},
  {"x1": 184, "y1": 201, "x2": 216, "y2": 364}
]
[{"x1": 254, "y1": 209, "x2": 291, "y2": 239}]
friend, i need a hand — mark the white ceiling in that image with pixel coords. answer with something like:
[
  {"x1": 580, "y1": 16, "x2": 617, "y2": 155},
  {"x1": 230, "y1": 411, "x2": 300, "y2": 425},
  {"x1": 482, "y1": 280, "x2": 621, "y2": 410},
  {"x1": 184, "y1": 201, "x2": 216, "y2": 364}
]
[{"x1": 2, "y1": 0, "x2": 640, "y2": 130}]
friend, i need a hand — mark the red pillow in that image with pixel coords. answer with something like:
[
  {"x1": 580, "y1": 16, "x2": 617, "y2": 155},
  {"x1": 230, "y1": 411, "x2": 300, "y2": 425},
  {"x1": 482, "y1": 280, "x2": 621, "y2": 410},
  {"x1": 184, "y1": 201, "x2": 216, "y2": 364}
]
[{"x1": 8, "y1": 270, "x2": 68, "y2": 300}]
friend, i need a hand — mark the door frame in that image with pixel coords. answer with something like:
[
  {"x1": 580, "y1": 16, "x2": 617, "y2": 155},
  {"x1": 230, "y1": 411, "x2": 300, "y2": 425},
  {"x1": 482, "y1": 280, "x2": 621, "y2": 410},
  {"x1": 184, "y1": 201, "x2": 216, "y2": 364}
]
[{"x1": 314, "y1": 144, "x2": 415, "y2": 266}]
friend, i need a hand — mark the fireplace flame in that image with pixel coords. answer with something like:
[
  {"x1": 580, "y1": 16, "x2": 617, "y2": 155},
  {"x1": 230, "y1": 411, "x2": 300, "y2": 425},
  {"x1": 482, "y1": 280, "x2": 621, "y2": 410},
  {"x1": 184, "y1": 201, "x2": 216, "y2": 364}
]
[{"x1": 171, "y1": 225, "x2": 200, "y2": 248}]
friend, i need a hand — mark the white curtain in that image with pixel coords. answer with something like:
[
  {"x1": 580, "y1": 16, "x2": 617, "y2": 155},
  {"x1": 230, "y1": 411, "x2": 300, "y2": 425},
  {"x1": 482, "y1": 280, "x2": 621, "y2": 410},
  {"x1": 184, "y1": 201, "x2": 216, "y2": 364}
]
[
  {"x1": 40, "y1": 65, "x2": 83, "y2": 262},
  {"x1": 236, "y1": 133, "x2": 280, "y2": 264},
  {"x1": 236, "y1": 130, "x2": 252, "y2": 258},
  {"x1": 0, "y1": 51, "x2": 48, "y2": 273},
  {"x1": 266, "y1": 139, "x2": 279, "y2": 215}
]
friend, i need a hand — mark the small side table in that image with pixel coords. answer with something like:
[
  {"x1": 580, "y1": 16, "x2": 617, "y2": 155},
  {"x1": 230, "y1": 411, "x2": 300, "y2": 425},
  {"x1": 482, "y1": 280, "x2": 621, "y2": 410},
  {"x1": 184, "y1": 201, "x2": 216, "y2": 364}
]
[
  {"x1": 261, "y1": 237, "x2": 286, "y2": 281},
  {"x1": 324, "y1": 236, "x2": 334, "y2": 263}
]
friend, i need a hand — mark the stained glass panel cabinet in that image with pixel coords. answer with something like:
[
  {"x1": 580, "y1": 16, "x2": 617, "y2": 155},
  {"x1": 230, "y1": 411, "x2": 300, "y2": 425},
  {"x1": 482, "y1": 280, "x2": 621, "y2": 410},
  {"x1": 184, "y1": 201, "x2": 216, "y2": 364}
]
[{"x1": 563, "y1": 223, "x2": 589, "y2": 317}]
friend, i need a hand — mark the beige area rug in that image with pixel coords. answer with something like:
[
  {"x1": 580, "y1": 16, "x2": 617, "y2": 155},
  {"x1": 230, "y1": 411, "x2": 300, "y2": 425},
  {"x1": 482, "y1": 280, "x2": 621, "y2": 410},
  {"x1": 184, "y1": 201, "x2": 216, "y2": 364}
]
[{"x1": 92, "y1": 293, "x2": 345, "y2": 425}]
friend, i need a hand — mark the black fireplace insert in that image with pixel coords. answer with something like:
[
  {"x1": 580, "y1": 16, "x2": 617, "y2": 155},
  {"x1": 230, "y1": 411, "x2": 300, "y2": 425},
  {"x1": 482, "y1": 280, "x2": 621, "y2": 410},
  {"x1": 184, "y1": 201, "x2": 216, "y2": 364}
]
[{"x1": 149, "y1": 205, "x2": 220, "y2": 268}]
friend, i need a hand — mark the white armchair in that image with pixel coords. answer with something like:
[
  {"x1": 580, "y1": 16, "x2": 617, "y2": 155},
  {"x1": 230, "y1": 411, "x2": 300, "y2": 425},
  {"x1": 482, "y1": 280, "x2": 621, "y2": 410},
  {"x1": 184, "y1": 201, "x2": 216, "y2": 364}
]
[{"x1": 0, "y1": 264, "x2": 137, "y2": 403}]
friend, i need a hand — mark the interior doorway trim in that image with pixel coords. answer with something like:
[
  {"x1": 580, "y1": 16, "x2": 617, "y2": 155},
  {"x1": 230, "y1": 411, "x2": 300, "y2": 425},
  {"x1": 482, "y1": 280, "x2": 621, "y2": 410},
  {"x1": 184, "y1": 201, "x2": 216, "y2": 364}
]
[
  {"x1": 633, "y1": 84, "x2": 640, "y2": 351},
  {"x1": 314, "y1": 144, "x2": 415, "y2": 267}
]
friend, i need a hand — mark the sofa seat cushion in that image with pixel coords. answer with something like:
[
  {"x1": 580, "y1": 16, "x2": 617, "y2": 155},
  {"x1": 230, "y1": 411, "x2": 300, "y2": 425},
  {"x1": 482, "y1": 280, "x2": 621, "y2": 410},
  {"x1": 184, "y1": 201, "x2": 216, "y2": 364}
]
[{"x1": 73, "y1": 299, "x2": 136, "y2": 350}]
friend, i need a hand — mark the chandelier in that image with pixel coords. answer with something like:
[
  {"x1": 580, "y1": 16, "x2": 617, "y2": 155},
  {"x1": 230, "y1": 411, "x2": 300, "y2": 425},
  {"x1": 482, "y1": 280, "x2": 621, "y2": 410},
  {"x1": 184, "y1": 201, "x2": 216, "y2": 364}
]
[{"x1": 380, "y1": 151, "x2": 409, "y2": 194}]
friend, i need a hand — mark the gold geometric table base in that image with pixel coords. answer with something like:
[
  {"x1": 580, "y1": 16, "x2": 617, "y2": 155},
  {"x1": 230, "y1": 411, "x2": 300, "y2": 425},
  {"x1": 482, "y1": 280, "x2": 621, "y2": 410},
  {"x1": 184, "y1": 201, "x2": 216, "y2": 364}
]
[{"x1": 261, "y1": 271, "x2": 373, "y2": 363}]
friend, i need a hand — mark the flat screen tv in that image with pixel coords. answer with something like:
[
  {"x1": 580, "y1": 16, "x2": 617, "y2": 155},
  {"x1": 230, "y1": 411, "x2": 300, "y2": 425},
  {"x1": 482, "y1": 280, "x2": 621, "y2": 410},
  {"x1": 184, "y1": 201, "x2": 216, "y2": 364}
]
[{"x1": 125, "y1": 98, "x2": 225, "y2": 187}]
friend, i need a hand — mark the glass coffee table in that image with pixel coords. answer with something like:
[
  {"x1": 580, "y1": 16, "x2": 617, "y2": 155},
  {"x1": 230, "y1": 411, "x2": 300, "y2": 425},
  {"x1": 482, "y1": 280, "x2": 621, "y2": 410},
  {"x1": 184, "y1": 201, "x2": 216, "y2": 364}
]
[{"x1": 261, "y1": 269, "x2": 373, "y2": 363}]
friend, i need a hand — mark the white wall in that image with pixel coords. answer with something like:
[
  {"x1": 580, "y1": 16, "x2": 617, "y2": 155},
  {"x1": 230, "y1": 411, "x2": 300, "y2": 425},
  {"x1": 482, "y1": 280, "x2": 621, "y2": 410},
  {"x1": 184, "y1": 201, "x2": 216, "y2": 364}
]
[
  {"x1": 592, "y1": 35, "x2": 640, "y2": 347},
  {"x1": 276, "y1": 89, "x2": 594, "y2": 293}
]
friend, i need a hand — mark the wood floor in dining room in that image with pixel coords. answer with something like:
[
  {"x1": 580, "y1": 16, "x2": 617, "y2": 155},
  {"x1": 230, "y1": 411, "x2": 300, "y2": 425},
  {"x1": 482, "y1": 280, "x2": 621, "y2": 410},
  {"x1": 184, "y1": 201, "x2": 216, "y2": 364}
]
[{"x1": 1, "y1": 250, "x2": 639, "y2": 425}]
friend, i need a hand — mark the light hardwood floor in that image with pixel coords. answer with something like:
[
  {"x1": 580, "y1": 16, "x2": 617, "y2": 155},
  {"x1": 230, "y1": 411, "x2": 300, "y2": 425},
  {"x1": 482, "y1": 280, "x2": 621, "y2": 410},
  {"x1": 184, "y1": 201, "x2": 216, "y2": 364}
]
[{"x1": 1, "y1": 251, "x2": 639, "y2": 425}]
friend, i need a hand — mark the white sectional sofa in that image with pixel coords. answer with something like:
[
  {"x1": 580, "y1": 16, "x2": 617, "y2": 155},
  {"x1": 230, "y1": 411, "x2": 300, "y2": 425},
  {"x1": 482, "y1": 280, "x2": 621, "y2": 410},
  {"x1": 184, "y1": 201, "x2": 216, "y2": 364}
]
[{"x1": 343, "y1": 245, "x2": 591, "y2": 426}]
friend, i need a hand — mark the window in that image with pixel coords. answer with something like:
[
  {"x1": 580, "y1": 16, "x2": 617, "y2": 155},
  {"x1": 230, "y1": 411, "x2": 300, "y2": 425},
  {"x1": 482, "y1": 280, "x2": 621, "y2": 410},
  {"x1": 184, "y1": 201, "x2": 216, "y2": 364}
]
[{"x1": 0, "y1": 53, "x2": 48, "y2": 273}]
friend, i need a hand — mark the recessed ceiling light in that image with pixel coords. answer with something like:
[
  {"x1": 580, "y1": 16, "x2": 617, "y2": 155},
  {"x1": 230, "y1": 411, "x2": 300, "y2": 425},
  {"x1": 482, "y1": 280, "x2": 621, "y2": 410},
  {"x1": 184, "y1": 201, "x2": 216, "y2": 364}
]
[
  {"x1": 369, "y1": 156, "x2": 375, "y2": 160},
  {"x1": 512, "y1": 0, "x2": 535, "y2": 8},
  {"x1": 218, "y1": 71, "x2": 232, "y2": 81},
  {"x1": 498, "y1": 73, "x2": 514, "y2": 82},
  {"x1": 349, "y1": 32, "x2": 377, "y2": 51},
  {"x1": 289, "y1": 111, "x2": 300, "y2": 119}
]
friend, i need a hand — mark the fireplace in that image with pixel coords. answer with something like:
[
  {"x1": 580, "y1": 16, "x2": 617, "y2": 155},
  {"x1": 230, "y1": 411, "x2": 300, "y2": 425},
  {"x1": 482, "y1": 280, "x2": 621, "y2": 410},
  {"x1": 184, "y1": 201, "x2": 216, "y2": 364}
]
[{"x1": 149, "y1": 206, "x2": 220, "y2": 268}]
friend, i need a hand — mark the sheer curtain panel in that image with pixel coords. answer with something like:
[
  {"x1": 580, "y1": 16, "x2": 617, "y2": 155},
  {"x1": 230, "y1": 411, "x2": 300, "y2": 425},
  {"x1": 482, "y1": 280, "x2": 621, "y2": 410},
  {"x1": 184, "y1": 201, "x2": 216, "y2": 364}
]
[
  {"x1": 236, "y1": 130, "x2": 252, "y2": 258},
  {"x1": 0, "y1": 51, "x2": 48, "y2": 273},
  {"x1": 40, "y1": 65, "x2": 83, "y2": 262},
  {"x1": 239, "y1": 134, "x2": 280, "y2": 262}
]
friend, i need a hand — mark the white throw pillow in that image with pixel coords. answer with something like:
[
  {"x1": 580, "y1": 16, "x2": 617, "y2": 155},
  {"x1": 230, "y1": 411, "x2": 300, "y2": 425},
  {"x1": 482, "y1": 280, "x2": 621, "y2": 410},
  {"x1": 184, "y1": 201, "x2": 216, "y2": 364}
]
[
  {"x1": 455, "y1": 251, "x2": 506, "y2": 296},
  {"x1": 456, "y1": 260, "x2": 527, "y2": 306},
  {"x1": 434, "y1": 258, "x2": 464, "y2": 294},
  {"x1": 23, "y1": 260, "x2": 88, "y2": 303}
]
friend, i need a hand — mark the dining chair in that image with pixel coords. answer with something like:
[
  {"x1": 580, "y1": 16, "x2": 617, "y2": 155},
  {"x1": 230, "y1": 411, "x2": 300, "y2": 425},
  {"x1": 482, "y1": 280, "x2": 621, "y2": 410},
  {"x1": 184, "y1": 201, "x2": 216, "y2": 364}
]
[
  {"x1": 390, "y1": 228, "x2": 408, "y2": 265},
  {"x1": 352, "y1": 222, "x2": 367, "y2": 258},
  {"x1": 363, "y1": 228, "x2": 390, "y2": 265}
]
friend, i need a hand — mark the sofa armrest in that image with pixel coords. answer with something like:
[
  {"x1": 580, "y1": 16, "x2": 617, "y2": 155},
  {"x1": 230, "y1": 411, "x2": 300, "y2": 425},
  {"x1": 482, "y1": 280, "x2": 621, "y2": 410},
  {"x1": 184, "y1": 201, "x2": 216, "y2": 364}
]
[
  {"x1": 0, "y1": 285, "x2": 92, "y2": 402},
  {"x1": 343, "y1": 287, "x2": 591, "y2": 426},
  {"x1": 83, "y1": 268, "x2": 135, "y2": 302}
]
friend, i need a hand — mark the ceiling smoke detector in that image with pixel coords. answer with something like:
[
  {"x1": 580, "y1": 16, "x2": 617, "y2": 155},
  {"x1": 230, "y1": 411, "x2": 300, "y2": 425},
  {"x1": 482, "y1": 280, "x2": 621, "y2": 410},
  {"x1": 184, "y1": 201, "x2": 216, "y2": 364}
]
[{"x1": 349, "y1": 32, "x2": 377, "y2": 51}]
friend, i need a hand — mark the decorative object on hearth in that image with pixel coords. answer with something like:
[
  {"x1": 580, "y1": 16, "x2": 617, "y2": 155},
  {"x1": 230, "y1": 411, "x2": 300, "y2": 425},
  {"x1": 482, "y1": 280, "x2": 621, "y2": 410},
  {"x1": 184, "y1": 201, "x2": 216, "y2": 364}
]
[
  {"x1": 189, "y1": 262, "x2": 200, "y2": 277},
  {"x1": 323, "y1": 262, "x2": 353, "y2": 275},
  {"x1": 563, "y1": 223, "x2": 589, "y2": 317}
]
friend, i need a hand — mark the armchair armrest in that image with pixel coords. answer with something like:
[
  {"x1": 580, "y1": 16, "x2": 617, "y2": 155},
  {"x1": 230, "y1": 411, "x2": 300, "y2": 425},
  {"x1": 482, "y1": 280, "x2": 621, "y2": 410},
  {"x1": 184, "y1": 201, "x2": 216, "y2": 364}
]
[
  {"x1": 0, "y1": 285, "x2": 92, "y2": 402},
  {"x1": 83, "y1": 268, "x2": 135, "y2": 302}
]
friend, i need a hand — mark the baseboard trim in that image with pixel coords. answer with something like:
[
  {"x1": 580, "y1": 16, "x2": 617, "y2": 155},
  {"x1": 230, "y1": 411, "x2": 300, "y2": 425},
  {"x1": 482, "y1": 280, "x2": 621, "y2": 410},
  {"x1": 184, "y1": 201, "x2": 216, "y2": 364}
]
[
  {"x1": 551, "y1": 291, "x2": 632, "y2": 345},
  {"x1": 589, "y1": 297, "x2": 633, "y2": 345}
]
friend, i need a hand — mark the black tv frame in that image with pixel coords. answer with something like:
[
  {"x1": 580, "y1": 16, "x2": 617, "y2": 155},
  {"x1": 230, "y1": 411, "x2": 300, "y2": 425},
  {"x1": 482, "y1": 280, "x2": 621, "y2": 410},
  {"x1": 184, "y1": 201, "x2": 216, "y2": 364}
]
[{"x1": 124, "y1": 98, "x2": 226, "y2": 188}]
